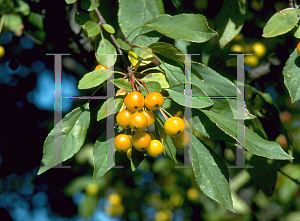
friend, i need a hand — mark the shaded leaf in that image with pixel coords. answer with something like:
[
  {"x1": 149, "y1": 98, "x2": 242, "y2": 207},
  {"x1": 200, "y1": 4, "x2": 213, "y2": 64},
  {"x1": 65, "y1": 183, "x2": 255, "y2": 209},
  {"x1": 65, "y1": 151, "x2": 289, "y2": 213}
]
[
  {"x1": 28, "y1": 12, "x2": 43, "y2": 30},
  {"x1": 140, "y1": 81, "x2": 161, "y2": 96},
  {"x1": 165, "y1": 83, "x2": 213, "y2": 109},
  {"x1": 141, "y1": 72, "x2": 170, "y2": 88},
  {"x1": 112, "y1": 79, "x2": 132, "y2": 92},
  {"x1": 83, "y1": 21, "x2": 100, "y2": 37},
  {"x1": 97, "y1": 97, "x2": 123, "y2": 121},
  {"x1": 96, "y1": 38, "x2": 117, "y2": 67},
  {"x1": 248, "y1": 155, "x2": 277, "y2": 197},
  {"x1": 216, "y1": 0, "x2": 246, "y2": 48},
  {"x1": 75, "y1": 11, "x2": 92, "y2": 26},
  {"x1": 282, "y1": 49, "x2": 300, "y2": 103},
  {"x1": 81, "y1": 0, "x2": 99, "y2": 11},
  {"x1": 78, "y1": 69, "x2": 111, "y2": 90},
  {"x1": 116, "y1": 38, "x2": 131, "y2": 51},
  {"x1": 93, "y1": 132, "x2": 123, "y2": 180},
  {"x1": 145, "y1": 14, "x2": 216, "y2": 43},
  {"x1": 38, "y1": 103, "x2": 90, "y2": 175},
  {"x1": 190, "y1": 133, "x2": 234, "y2": 212},
  {"x1": 15, "y1": 0, "x2": 30, "y2": 16},
  {"x1": 202, "y1": 110, "x2": 293, "y2": 160},
  {"x1": 130, "y1": 147, "x2": 146, "y2": 171}
]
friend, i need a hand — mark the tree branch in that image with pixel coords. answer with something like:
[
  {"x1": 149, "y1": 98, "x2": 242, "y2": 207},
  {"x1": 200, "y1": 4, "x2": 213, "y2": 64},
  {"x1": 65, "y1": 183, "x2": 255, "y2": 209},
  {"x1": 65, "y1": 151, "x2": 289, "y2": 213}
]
[{"x1": 94, "y1": 8, "x2": 132, "y2": 75}]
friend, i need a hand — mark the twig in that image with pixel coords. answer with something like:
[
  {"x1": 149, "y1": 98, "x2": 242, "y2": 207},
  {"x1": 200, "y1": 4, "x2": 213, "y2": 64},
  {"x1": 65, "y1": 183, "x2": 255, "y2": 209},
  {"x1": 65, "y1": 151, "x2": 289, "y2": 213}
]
[
  {"x1": 136, "y1": 78, "x2": 150, "y2": 94},
  {"x1": 278, "y1": 169, "x2": 300, "y2": 185},
  {"x1": 160, "y1": 107, "x2": 172, "y2": 118},
  {"x1": 94, "y1": 8, "x2": 132, "y2": 73},
  {"x1": 289, "y1": 0, "x2": 300, "y2": 8}
]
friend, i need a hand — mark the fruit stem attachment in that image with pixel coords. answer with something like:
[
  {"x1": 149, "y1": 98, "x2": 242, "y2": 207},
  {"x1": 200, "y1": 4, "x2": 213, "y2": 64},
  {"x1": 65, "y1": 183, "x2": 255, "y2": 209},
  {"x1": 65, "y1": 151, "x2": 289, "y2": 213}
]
[
  {"x1": 160, "y1": 107, "x2": 172, "y2": 118},
  {"x1": 158, "y1": 108, "x2": 169, "y2": 121},
  {"x1": 136, "y1": 78, "x2": 150, "y2": 94}
]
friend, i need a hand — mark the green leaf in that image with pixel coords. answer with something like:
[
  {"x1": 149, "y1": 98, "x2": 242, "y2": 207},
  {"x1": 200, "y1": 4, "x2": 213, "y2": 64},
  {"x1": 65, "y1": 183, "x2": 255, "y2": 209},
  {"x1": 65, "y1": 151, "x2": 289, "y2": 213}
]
[
  {"x1": 159, "y1": 61, "x2": 184, "y2": 86},
  {"x1": 65, "y1": 0, "x2": 77, "y2": 4},
  {"x1": 294, "y1": 25, "x2": 300, "y2": 38},
  {"x1": 263, "y1": 8, "x2": 300, "y2": 38},
  {"x1": 28, "y1": 12, "x2": 43, "y2": 30},
  {"x1": 118, "y1": 0, "x2": 163, "y2": 42},
  {"x1": 192, "y1": 62, "x2": 237, "y2": 97},
  {"x1": 75, "y1": 11, "x2": 92, "y2": 26},
  {"x1": 149, "y1": 42, "x2": 185, "y2": 66},
  {"x1": 93, "y1": 132, "x2": 123, "y2": 180},
  {"x1": 165, "y1": 83, "x2": 213, "y2": 109},
  {"x1": 154, "y1": 0, "x2": 165, "y2": 14},
  {"x1": 248, "y1": 156, "x2": 277, "y2": 197},
  {"x1": 130, "y1": 147, "x2": 146, "y2": 171},
  {"x1": 282, "y1": 49, "x2": 300, "y2": 103},
  {"x1": 78, "y1": 69, "x2": 111, "y2": 90},
  {"x1": 174, "y1": 39, "x2": 191, "y2": 54},
  {"x1": 191, "y1": 108, "x2": 236, "y2": 142},
  {"x1": 116, "y1": 38, "x2": 131, "y2": 51},
  {"x1": 38, "y1": 103, "x2": 90, "y2": 175},
  {"x1": 102, "y1": 24, "x2": 115, "y2": 34},
  {"x1": 202, "y1": 110, "x2": 293, "y2": 160},
  {"x1": 141, "y1": 72, "x2": 169, "y2": 88},
  {"x1": 96, "y1": 38, "x2": 117, "y2": 67},
  {"x1": 190, "y1": 133, "x2": 234, "y2": 212},
  {"x1": 0, "y1": 0, "x2": 14, "y2": 15},
  {"x1": 216, "y1": 0, "x2": 246, "y2": 48},
  {"x1": 78, "y1": 194, "x2": 98, "y2": 218},
  {"x1": 97, "y1": 97, "x2": 123, "y2": 121},
  {"x1": 15, "y1": 0, "x2": 30, "y2": 16},
  {"x1": 81, "y1": 0, "x2": 99, "y2": 11},
  {"x1": 4, "y1": 14, "x2": 23, "y2": 33},
  {"x1": 140, "y1": 81, "x2": 161, "y2": 96},
  {"x1": 112, "y1": 79, "x2": 132, "y2": 92},
  {"x1": 83, "y1": 21, "x2": 100, "y2": 37},
  {"x1": 145, "y1": 14, "x2": 216, "y2": 43},
  {"x1": 132, "y1": 35, "x2": 160, "y2": 56}
]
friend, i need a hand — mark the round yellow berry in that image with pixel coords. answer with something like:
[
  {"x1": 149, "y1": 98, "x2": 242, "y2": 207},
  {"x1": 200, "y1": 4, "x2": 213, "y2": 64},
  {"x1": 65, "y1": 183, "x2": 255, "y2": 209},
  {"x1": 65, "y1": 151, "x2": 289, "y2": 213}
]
[{"x1": 147, "y1": 140, "x2": 163, "y2": 157}]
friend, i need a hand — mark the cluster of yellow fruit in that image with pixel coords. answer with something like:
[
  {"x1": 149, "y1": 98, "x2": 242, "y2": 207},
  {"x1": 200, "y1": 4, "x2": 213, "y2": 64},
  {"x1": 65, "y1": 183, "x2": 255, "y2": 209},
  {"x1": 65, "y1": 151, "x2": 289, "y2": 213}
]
[
  {"x1": 230, "y1": 34, "x2": 267, "y2": 68},
  {"x1": 104, "y1": 193, "x2": 124, "y2": 217},
  {"x1": 115, "y1": 90, "x2": 190, "y2": 159}
]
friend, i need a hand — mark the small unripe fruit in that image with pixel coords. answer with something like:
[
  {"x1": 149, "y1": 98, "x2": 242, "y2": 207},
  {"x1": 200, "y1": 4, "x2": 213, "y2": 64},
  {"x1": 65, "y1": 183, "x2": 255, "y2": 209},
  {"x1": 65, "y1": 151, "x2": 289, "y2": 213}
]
[
  {"x1": 0, "y1": 46, "x2": 5, "y2": 58},
  {"x1": 244, "y1": 55, "x2": 259, "y2": 67},
  {"x1": 85, "y1": 183, "x2": 100, "y2": 195},
  {"x1": 124, "y1": 91, "x2": 144, "y2": 112},
  {"x1": 132, "y1": 132, "x2": 151, "y2": 151},
  {"x1": 147, "y1": 140, "x2": 163, "y2": 157},
  {"x1": 230, "y1": 44, "x2": 244, "y2": 53},
  {"x1": 252, "y1": 42, "x2": 266, "y2": 58},
  {"x1": 108, "y1": 193, "x2": 122, "y2": 205},
  {"x1": 164, "y1": 117, "x2": 185, "y2": 137}
]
